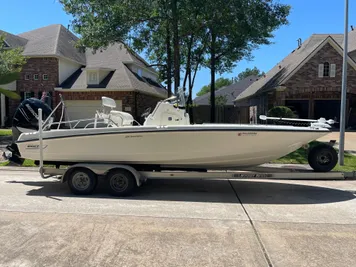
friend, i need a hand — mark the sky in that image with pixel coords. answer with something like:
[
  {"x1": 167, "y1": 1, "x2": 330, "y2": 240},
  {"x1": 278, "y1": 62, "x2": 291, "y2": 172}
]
[{"x1": 0, "y1": 0, "x2": 355, "y2": 98}]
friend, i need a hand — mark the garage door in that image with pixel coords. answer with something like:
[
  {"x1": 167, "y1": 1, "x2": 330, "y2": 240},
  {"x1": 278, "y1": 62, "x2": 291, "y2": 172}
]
[
  {"x1": 314, "y1": 100, "x2": 340, "y2": 122},
  {"x1": 64, "y1": 100, "x2": 123, "y2": 127}
]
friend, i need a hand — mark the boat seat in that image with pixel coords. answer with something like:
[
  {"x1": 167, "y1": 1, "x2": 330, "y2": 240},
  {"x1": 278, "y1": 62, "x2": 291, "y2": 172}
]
[{"x1": 109, "y1": 110, "x2": 134, "y2": 126}]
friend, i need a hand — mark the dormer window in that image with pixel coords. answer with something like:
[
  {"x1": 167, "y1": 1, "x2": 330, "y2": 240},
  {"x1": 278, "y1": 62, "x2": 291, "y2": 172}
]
[{"x1": 87, "y1": 71, "x2": 98, "y2": 84}]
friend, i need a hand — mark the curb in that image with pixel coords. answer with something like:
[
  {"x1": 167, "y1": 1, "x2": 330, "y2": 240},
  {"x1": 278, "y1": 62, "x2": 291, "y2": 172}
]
[{"x1": 0, "y1": 166, "x2": 38, "y2": 172}]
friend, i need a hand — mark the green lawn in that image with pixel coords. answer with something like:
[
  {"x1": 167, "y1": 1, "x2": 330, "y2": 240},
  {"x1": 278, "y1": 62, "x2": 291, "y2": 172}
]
[
  {"x1": 0, "y1": 129, "x2": 12, "y2": 136},
  {"x1": 272, "y1": 141, "x2": 356, "y2": 172},
  {"x1": 0, "y1": 159, "x2": 37, "y2": 167}
]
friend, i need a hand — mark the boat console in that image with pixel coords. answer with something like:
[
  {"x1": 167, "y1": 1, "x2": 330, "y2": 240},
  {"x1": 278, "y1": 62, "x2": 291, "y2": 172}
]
[{"x1": 143, "y1": 88, "x2": 190, "y2": 126}]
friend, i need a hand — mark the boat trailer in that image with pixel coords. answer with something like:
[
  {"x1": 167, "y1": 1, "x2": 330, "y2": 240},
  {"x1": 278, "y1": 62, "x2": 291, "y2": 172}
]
[{"x1": 35, "y1": 109, "x2": 356, "y2": 197}]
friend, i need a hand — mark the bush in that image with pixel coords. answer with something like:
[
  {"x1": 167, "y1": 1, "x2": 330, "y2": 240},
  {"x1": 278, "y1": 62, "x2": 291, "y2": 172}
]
[{"x1": 267, "y1": 106, "x2": 295, "y2": 118}]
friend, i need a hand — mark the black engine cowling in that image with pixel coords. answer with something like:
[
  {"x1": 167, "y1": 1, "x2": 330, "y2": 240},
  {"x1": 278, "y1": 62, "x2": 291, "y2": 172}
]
[{"x1": 11, "y1": 98, "x2": 53, "y2": 141}]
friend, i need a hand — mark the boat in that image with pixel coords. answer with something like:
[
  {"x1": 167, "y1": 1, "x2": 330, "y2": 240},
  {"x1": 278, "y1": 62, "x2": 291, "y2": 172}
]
[{"x1": 4, "y1": 89, "x2": 338, "y2": 172}]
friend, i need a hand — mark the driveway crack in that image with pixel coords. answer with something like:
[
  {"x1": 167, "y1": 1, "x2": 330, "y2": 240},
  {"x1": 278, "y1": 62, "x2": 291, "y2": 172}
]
[{"x1": 228, "y1": 180, "x2": 273, "y2": 267}]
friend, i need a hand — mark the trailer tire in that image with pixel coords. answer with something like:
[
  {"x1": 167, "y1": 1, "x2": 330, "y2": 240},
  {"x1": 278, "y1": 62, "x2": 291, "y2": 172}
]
[
  {"x1": 67, "y1": 168, "x2": 97, "y2": 195},
  {"x1": 107, "y1": 169, "x2": 136, "y2": 197},
  {"x1": 308, "y1": 144, "x2": 338, "y2": 172}
]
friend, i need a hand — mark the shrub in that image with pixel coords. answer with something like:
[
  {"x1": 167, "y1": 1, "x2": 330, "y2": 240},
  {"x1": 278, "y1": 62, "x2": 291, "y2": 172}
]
[{"x1": 267, "y1": 106, "x2": 296, "y2": 118}]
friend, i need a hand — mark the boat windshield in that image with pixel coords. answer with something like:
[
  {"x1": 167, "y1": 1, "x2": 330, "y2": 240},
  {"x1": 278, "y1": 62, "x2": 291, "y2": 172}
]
[{"x1": 177, "y1": 87, "x2": 186, "y2": 107}]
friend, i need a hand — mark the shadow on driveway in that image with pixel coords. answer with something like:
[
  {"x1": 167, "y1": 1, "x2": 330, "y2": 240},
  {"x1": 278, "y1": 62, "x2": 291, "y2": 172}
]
[{"x1": 6, "y1": 178, "x2": 356, "y2": 204}]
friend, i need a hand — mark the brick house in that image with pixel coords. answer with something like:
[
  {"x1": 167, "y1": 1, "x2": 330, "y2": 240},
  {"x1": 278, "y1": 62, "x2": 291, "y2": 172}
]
[
  {"x1": 235, "y1": 31, "x2": 356, "y2": 127},
  {"x1": 0, "y1": 24, "x2": 167, "y2": 127}
]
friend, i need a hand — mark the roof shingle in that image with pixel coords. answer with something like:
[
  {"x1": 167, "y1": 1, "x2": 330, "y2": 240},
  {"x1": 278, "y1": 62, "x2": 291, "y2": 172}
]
[
  {"x1": 18, "y1": 24, "x2": 86, "y2": 64},
  {"x1": 59, "y1": 43, "x2": 167, "y2": 98},
  {"x1": 194, "y1": 75, "x2": 258, "y2": 105},
  {"x1": 0, "y1": 30, "x2": 28, "y2": 48}
]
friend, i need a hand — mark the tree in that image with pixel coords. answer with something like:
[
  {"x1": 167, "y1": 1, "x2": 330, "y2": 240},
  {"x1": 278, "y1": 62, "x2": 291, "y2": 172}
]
[
  {"x1": 196, "y1": 77, "x2": 232, "y2": 96},
  {"x1": 201, "y1": 0, "x2": 290, "y2": 122},
  {"x1": 60, "y1": 0, "x2": 183, "y2": 96},
  {"x1": 61, "y1": 0, "x2": 290, "y2": 124},
  {"x1": 235, "y1": 66, "x2": 265, "y2": 82},
  {"x1": 0, "y1": 34, "x2": 26, "y2": 100}
]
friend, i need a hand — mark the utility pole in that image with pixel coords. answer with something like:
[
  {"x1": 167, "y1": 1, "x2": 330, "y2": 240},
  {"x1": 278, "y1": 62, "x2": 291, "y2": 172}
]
[{"x1": 339, "y1": 0, "x2": 349, "y2": 165}]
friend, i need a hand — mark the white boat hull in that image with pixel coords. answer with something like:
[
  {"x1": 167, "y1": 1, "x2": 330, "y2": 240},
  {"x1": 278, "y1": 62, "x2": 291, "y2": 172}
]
[{"x1": 16, "y1": 124, "x2": 330, "y2": 169}]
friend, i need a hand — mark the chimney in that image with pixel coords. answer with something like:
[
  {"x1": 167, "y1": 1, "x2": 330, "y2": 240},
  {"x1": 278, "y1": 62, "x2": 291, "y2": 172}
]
[{"x1": 352, "y1": 25, "x2": 354, "y2": 31}]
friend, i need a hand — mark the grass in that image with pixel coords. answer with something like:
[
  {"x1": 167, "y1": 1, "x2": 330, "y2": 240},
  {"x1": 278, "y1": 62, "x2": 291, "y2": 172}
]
[
  {"x1": 0, "y1": 159, "x2": 37, "y2": 167},
  {"x1": 0, "y1": 129, "x2": 12, "y2": 136},
  {"x1": 272, "y1": 141, "x2": 356, "y2": 172}
]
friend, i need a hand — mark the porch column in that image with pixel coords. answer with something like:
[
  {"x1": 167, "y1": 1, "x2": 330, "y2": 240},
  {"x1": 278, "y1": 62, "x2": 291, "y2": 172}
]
[{"x1": 1, "y1": 94, "x2": 5, "y2": 127}]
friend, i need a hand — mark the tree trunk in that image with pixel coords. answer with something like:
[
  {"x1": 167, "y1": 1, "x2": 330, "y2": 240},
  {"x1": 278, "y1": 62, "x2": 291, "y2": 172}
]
[
  {"x1": 166, "y1": 22, "x2": 172, "y2": 97},
  {"x1": 183, "y1": 35, "x2": 193, "y2": 91},
  {"x1": 210, "y1": 29, "x2": 216, "y2": 123},
  {"x1": 172, "y1": 0, "x2": 180, "y2": 94}
]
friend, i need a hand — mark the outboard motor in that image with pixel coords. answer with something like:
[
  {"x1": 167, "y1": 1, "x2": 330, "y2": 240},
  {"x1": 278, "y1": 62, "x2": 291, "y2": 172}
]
[
  {"x1": 3, "y1": 98, "x2": 53, "y2": 165},
  {"x1": 11, "y1": 98, "x2": 53, "y2": 142}
]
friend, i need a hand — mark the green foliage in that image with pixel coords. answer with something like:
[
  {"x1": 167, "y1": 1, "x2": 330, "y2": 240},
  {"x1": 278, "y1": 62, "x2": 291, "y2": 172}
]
[
  {"x1": 268, "y1": 106, "x2": 296, "y2": 118},
  {"x1": 201, "y1": 0, "x2": 291, "y2": 74},
  {"x1": 272, "y1": 141, "x2": 356, "y2": 172},
  {"x1": 60, "y1": 0, "x2": 291, "y2": 115},
  {"x1": 235, "y1": 67, "x2": 265, "y2": 82},
  {"x1": 215, "y1": 95, "x2": 228, "y2": 106},
  {"x1": 0, "y1": 34, "x2": 26, "y2": 100},
  {"x1": 0, "y1": 129, "x2": 12, "y2": 136},
  {"x1": 197, "y1": 77, "x2": 232, "y2": 96}
]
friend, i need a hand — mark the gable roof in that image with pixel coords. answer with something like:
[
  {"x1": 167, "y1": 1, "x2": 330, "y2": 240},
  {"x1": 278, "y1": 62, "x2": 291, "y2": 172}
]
[
  {"x1": 1, "y1": 24, "x2": 166, "y2": 97},
  {"x1": 0, "y1": 30, "x2": 28, "y2": 48},
  {"x1": 18, "y1": 24, "x2": 86, "y2": 64},
  {"x1": 349, "y1": 29, "x2": 356, "y2": 53},
  {"x1": 58, "y1": 43, "x2": 167, "y2": 98},
  {"x1": 235, "y1": 34, "x2": 356, "y2": 102},
  {"x1": 194, "y1": 75, "x2": 258, "y2": 105}
]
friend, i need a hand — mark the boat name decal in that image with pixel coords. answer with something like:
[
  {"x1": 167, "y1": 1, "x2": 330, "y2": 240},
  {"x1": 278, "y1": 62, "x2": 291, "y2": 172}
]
[
  {"x1": 125, "y1": 135, "x2": 143, "y2": 138},
  {"x1": 26, "y1": 144, "x2": 48, "y2": 149},
  {"x1": 237, "y1": 132, "x2": 257, "y2": 136},
  {"x1": 232, "y1": 173, "x2": 273, "y2": 178}
]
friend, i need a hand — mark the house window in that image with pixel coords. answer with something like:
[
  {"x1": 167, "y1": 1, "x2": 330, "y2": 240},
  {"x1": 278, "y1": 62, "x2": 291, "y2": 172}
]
[
  {"x1": 33, "y1": 74, "x2": 39, "y2": 80},
  {"x1": 88, "y1": 72, "x2": 98, "y2": 83},
  {"x1": 318, "y1": 62, "x2": 335, "y2": 77},
  {"x1": 43, "y1": 74, "x2": 48, "y2": 80},
  {"x1": 25, "y1": 74, "x2": 30, "y2": 80},
  {"x1": 21, "y1": 91, "x2": 34, "y2": 101},
  {"x1": 138, "y1": 69, "x2": 142, "y2": 77},
  {"x1": 330, "y1": 64, "x2": 336, "y2": 77},
  {"x1": 25, "y1": 92, "x2": 33, "y2": 99},
  {"x1": 323, "y1": 62, "x2": 330, "y2": 77}
]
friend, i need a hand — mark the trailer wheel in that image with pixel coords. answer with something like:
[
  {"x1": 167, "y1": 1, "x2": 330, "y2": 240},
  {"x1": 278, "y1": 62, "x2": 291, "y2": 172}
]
[
  {"x1": 308, "y1": 144, "x2": 338, "y2": 172},
  {"x1": 107, "y1": 169, "x2": 136, "y2": 197},
  {"x1": 67, "y1": 168, "x2": 97, "y2": 195}
]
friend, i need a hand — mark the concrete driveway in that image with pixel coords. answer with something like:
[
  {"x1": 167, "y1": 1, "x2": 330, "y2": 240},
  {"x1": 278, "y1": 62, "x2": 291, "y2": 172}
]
[
  {"x1": 318, "y1": 131, "x2": 356, "y2": 152},
  {"x1": 1, "y1": 169, "x2": 356, "y2": 267}
]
